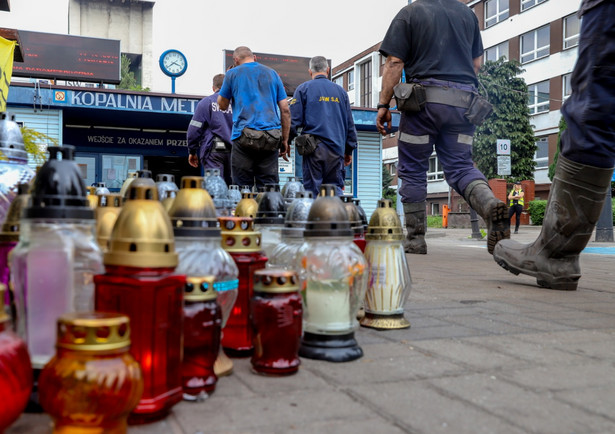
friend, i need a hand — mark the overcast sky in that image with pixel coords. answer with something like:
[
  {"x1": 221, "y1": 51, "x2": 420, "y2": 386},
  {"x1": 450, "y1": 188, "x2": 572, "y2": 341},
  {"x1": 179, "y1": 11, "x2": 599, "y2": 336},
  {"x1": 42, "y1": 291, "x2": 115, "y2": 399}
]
[{"x1": 1, "y1": 0, "x2": 408, "y2": 95}]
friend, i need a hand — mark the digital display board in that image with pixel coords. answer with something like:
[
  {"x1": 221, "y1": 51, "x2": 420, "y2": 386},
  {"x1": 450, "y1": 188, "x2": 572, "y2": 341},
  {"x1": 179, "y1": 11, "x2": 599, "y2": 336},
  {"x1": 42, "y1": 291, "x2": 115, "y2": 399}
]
[
  {"x1": 12, "y1": 31, "x2": 121, "y2": 83},
  {"x1": 223, "y1": 50, "x2": 330, "y2": 97}
]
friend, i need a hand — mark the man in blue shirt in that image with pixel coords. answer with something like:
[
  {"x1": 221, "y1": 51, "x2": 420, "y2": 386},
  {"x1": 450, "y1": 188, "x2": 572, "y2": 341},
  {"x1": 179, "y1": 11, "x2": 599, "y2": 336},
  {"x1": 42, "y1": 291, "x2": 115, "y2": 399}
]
[
  {"x1": 187, "y1": 73, "x2": 233, "y2": 185},
  {"x1": 217, "y1": 46, "x2": 290, "y2": 188},
  {"x1": 290, "y1": 56, "x2": 357, "y2": 196}
]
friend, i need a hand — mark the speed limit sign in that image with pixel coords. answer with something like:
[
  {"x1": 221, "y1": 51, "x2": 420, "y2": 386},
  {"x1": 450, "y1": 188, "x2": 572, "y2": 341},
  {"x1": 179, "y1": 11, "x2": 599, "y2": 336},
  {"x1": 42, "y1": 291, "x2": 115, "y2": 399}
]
[{"x1": 497, "y1": 139, "x2": 511, "y2": 155}]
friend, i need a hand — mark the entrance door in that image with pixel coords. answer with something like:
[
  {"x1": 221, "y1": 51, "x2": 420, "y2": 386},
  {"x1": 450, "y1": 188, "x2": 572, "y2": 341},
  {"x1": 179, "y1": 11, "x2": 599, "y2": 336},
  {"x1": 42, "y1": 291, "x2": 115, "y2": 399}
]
[
  {"x1": 74, "y1": 154, "x2": 97, "y2": 187},
  {"x1": 144, "y1": 155, "x2": 200, "y2": 186}
]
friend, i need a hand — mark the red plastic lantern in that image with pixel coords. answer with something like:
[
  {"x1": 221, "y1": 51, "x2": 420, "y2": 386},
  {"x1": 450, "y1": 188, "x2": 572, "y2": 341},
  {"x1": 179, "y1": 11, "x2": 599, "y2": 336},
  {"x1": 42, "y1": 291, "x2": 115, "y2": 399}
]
[
  {"x1": 94, "y1": 178, "x2": 185, "y2": 424},
  {"x1": 219, "y1": 216, "x2": 267, "y2": 356}
]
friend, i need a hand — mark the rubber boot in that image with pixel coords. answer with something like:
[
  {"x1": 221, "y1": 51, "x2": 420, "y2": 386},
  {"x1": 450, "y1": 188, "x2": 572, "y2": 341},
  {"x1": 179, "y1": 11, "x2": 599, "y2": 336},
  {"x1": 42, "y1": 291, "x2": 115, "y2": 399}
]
[
  {"x1": 403, "y1": 202, "x2": 427, "y2": 254},
  {"x1": 464, "y1": 180, "x2": 510, "y2": 254},
  {"x1": 494, "y1": 156, "x2": 614, "y2": 290}
]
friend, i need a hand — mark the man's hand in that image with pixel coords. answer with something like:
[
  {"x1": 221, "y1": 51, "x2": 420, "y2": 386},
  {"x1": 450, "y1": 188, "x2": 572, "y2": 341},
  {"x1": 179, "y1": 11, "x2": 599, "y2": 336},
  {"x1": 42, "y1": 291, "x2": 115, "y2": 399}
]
[
  {"x1": 376, "y1": 108, "x2": 392, "y2": 136},
  {"x1": 279, "y1": 141, "x2": 290, "y2": 162},
  {"x1": 188, "y1": 154, "x2": 199, "y2": 168},
  {"x1": 344, "y1": 154, "x2": 352, "y2": 166}
]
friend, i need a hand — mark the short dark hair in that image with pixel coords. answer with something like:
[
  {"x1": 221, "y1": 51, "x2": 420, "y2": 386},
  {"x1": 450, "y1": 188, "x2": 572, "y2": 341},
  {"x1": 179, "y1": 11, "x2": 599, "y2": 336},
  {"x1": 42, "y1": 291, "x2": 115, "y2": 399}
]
[
  {"x1": 309, "y1": 56, "x2": 329, "y2": 73},
  {"x1": 213, "y1": 74, "x2": 225, "y2": 89},
  {"x1": 514, "y1": 181, "x2": 521, "y2": 185}
]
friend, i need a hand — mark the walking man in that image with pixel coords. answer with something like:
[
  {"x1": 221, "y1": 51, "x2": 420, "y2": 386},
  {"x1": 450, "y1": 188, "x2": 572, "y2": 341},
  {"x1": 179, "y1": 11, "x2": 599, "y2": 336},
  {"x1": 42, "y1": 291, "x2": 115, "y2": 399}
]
[
  {"x1": 494, "y1": 0, "x2": 615, "y2": 290},
  {"x1": 187, "y1": 73, "x2": 233, "y2": 185},
  {"x1": 376, "y1": 0, "x2": 509, "y2": 255},
  {"x1": 507, "y1": 181, "x2": 524, "y2": 234},
  {"x1": 217, "y1": 46, "x2": 290, "y2": 188},
  {"x1": 290, "y1": 56, "x2": 357, "y2": 196}
]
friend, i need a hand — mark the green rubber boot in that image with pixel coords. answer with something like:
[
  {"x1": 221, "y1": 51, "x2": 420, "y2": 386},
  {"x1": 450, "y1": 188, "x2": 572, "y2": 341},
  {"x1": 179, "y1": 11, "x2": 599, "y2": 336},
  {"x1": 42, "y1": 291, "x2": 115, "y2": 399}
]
[
  {"x1": 464, "y1": 180, "x2": 510, "y2": 254},
  {"x1": 403, "y1": 202, "x2": 427, "y2": 254},
  {"x1": 494, "y1": 156, "x2": 614, "y2": 290}
]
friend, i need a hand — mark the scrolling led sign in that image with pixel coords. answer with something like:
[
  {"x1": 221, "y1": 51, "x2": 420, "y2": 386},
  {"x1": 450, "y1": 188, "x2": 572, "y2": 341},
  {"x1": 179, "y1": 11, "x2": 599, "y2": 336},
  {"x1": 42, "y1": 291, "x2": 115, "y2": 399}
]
[{"x1": 13, "y1": 30, "x2": 121, "y2": 84}]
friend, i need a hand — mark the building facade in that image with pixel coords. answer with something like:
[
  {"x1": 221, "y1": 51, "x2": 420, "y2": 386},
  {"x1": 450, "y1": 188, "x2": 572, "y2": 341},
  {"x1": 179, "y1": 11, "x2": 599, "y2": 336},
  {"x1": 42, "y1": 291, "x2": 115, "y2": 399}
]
[{"x1": 333, "y1": 0, "x2": 581, "y2": 215}]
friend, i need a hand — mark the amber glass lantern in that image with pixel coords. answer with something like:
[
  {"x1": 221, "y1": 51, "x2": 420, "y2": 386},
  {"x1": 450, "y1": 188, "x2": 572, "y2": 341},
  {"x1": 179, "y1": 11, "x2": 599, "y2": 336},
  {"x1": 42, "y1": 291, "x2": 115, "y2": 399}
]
[
  {"x1": 251, "y1": 269, "x2": 302, "y2": 376},
  {"x1": 182, "y1": 276, "x2": 222, "y2": 400},
  {"x1": 0, "y1": 284, "x2": 32, "y2": 432},
  {"x1": 39, "y1": 312, "x2": 143, "y2": 434},
  {"x1": 219, "y1": 216, "x2": 267, "y2": 356},
  {"x1": 95, "y1": 193, "x2": 123, "y2": 253},
  {"x1": 94, "y1": 177, "x2": 185, "y2": 423}
]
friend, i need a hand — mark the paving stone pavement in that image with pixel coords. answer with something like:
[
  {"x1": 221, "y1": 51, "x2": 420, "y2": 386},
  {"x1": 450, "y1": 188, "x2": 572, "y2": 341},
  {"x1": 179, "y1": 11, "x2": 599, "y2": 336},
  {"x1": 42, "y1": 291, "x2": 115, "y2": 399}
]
[{"x1": 8, "y1": 225, "x2": 615, "y2": 434}]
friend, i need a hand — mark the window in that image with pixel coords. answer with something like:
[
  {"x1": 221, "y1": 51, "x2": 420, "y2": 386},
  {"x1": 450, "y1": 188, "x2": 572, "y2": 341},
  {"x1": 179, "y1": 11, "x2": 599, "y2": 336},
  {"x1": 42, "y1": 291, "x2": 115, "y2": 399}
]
[
  {"x1": 431, "y1": 203, "x2": 440, "y2": 215},
  {"x1": 521, "y1": 25, "x2": 550, "y2": 63},
  {"x1": 389, "y1": 163, "x2": 397, "y2": 175},
  {"x1": 485, "y1": 0, "x2": 509, "y2": 28},
  {"x1": 528, "y1": 80, "x2": 550, "y2": 114},
  {"x1": 333, "y1": 75, "x2": 344, "y2": 88},
  {"x1": 521, "y1": 0, "x2": 547, "y2": 11},
  {"x1": 563, "y1": 73, "x2": 572, "y2": 100},
  {"x1": 563, "y1": 14, "x2": 580, "y2": 49},
  {"x1": 427, "y1": 155, "x2": 444, "y2": 181},
  {"x1": 484, "y1": 41, "x2": 509, "y2": 62},
  {"x1": 534, "y1": 137, "x2": 549, "y2": 168},
  {"x1": 348, "y1": 70, "x2": 355, "y2": 91},
  {"x1": 360, "y1": 61, "x2": 372, "y2": 107}
]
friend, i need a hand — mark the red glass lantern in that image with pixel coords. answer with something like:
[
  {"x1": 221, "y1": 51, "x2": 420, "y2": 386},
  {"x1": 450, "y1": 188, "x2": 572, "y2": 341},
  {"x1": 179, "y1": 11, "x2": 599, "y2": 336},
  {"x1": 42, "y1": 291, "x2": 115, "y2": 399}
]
[
  {"x1": 0, "y1": 284, "x2": 32, "y2": 432},
  {"x1": 251, "y1": 269, "x2": 302, "y2": 376},
  {"x1": 182, "y1": 276, "x2": 222, "y2": 400},
  {"x1": 38, "y1": 312, "x2": 143, "y2": 433},
  {"x1": 219, "y1": 216, "x2": 267, "y2": 356},
  {"x1": 94, "y1": 178, "x2": 185, "y2": 424}
]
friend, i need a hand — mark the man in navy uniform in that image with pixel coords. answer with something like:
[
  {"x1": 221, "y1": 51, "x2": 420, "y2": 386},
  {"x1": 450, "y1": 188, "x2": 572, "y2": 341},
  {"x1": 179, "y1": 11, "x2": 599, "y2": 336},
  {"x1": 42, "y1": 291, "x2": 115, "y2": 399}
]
[
  {"x1": 376, "y1": 0, "x2": 509, "y2": 255},
  {"x1": 290, "y1": 56, "x2": 357, "y2": 197},
  {"x1": 187, "y1": 73, "x2": 233, "y2": 185},
  {"x1": 494, "y1": 0, "x2": 615, "y2": 290},
  {"x1": 217, "y1": 46, "x2": 290, "y2": 188}
]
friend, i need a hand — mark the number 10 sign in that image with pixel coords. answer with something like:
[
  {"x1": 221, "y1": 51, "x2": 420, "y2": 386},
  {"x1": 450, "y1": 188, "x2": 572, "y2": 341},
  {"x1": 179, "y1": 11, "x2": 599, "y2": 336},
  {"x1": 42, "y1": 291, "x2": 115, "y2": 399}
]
[{"x1": 496, "y1": 139, "x2": 511, "y2": 155}]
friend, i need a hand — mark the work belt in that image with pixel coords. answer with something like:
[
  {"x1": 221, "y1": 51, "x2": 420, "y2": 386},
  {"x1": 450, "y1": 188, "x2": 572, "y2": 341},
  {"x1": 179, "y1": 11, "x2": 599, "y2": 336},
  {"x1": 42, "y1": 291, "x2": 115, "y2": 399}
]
[
  {"x1": 424, "y1": 86, "x2": 474, "y2": 109},
  {"x1": 213, "y1": 138, "x2": 230, "y2": 152}
]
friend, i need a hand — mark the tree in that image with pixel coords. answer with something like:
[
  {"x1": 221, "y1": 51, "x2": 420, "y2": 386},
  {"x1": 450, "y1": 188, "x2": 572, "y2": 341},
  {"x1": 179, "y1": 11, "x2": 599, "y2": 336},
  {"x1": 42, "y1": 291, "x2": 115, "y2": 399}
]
[
  {"x1": 382, "y1": 163, "x2": 397, "y2": 209},
  {"x1": 118, "y1": 54, "x2": 149, "y2": 91},
  {"x1": 474, "y1": 58, "x2": 537, "y2": 181},
  {"x1": 548, "y1": 116, "x2": 566, "y2": 181}
]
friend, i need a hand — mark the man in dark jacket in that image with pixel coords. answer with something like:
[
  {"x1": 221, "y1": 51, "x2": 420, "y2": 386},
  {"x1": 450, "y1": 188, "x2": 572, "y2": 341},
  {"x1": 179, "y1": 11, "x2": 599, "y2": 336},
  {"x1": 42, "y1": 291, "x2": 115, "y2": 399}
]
[
  {"x1": 377, "y1": 0, "x2": 509, "y2": 255},
  {"x1": 290, "y1": 56, "x2": 357, "y2": 196},
  {"x1": 187, "y1": 73, "x2": 233, "y2": 185}
]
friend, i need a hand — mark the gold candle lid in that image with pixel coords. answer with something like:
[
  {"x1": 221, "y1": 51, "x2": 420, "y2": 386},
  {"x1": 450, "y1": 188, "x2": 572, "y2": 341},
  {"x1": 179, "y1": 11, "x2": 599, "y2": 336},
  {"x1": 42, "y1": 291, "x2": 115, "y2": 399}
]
[
  {"x1": 56, "y1": 312, "x2": 131, "y2": 352},
  {"x1": 96, "y1": 194, "x2": 123, "y2": 252},
  {"x1": 168, "y1": 176, "x2": 219, "y2": 238},
  {"x1": 184, "y1": 276, "x2": 218, "y2": 302},
  {"x1": 0, "y1": 284, "x2": 9, "y2": 322},
  {"x1": 366, "y1": 199, "x2": 404, "y2": 241},
  {"x1": 104, "y1": 178, "x2": 178, "y2": 268},
  {"x1": 0, "y1": 183, "x2": 29, "y2": 242},
  {"x1": 235, "y1": 194, "x2": 258, "y2": 218},
  {"x1": 254, "y1": 269, "x2": 299, "y2": 294},
  {"x1": 219, "y1": 216, "x2": 262, "y2": 253}
]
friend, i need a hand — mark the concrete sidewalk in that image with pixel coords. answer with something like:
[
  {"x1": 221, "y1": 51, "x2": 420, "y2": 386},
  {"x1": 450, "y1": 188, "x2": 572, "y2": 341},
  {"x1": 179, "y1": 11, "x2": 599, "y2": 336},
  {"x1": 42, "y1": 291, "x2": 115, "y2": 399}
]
[{"x1": 9, "y1": 225, "x2": 615, "y2": 434}]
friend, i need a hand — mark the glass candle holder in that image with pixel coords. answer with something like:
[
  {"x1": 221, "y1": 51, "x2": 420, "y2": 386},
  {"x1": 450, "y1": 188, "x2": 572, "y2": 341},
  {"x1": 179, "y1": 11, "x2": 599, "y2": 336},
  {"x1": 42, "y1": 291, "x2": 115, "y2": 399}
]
[
  {"x1": 39, "y1": 312, "x2": 143, "y2": 434},
  {"x1": 0, "y1": 284, "x2": 32, "y2": 432},
  {"x1": 182, "y1": 277, "x2": 222, "y2": 400},
  {"x1": 251, "y1": 269, "x2": 302, "y2": 376}
]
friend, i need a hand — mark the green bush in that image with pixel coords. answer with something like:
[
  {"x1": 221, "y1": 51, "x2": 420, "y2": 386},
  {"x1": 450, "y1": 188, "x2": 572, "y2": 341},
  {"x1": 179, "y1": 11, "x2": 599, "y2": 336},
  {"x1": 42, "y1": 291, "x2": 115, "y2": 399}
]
[
  {"x1": 427, "y1": 215, "x2": 442, "y2": 228},
  {"x1": 528, "y1": 200, "x2": 547, "y2": 225}
]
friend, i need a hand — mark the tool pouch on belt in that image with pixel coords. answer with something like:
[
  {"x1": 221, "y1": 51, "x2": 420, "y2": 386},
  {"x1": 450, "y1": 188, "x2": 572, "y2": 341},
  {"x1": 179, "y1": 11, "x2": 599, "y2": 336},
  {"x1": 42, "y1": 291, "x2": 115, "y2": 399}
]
[
  {"x1": 237, "y1": 127, "x2": 281, "y2": 152},
  {"x1": 393, "y1": 83, "x2": 426, "y2": 113},
  {"x1": 213, "y1": 137, "x2": 230, "y2": 152},
  {"x1": 464, "y1": 94, "x2": 494, "y2": 126},
  {"x1": 294, "y1": 134, "x2": 319, "y2": 156}
]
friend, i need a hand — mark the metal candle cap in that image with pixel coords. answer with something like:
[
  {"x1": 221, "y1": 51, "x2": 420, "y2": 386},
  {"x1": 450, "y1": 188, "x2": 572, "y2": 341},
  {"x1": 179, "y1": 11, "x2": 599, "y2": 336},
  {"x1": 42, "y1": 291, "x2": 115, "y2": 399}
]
[
  {"x1": 219, "y1": 216, "x2": 262, "y2": 253},
  {"x1": 282, "y1": 191, "x2": 314, "y2": 238},
  {"x1": 156, "y1": 174, "x2": 175, "y2": 183},
  {"x1": 24, "y1": 145, "x2": 94, "y2": 220},
  {"x1": 304, "y1": 184, "x2": 352, "y2": 238},
  {"x1": 341, "y1": 195, "x2": 364, "y2": 236},
  {"x1": 168, "y1": 176, "x2": 219, "y2": 238},
  {"x1": 0, "y1": 112, "x2": 28, "y2": 160},
  {"x1": 95, "y1": 194, "x2": 123, "y2": 251},
  {"x1": 254, "y1": 269, "x2": 299, "y2": 294},
  {"x1": 104, "y1": 177, "x2": 178, "y2": 268},
  {"x1": 55, "y1": 312, "x2": 131, "y2": 352},
  {"x1": 366, "y1": 199, "x2": 404, "y2": 241},
  {"x1": 0, "y1": 183, "x2": 29, "y2": 242},
  {"x1": 136, "y1": 170, "x2": 152, "y2": 179},
  {"x1": 235, "y1": 193, "x2": 258, "y2": 218},
  {"x1": 281, "y1": 177, "x2": 305, "y2": 201},
  {"x1": 184, "y1": 276, "x2": 218, "y2": 302},
  {"x1": 353, "y1": 198, "x2": 369, "y2": 231},
  {"x1": 255, "y1": 184, "x2": 286, "y2": 225}
]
